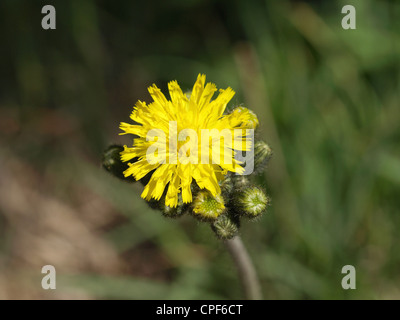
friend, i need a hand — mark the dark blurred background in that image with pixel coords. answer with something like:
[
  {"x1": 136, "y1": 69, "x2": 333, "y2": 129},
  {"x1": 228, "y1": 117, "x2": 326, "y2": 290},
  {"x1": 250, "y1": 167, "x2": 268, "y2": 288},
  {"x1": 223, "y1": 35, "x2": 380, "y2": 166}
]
[{"x1": 0, "y1": 0, "x2": 399, "y2": 299}]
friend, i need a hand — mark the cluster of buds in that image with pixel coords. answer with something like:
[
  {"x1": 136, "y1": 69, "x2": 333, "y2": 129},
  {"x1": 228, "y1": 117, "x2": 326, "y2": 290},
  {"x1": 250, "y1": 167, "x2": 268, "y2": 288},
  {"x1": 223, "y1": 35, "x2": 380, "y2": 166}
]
[{"x1": 103, "y1": 107, "x2": 272, "y2": 240}]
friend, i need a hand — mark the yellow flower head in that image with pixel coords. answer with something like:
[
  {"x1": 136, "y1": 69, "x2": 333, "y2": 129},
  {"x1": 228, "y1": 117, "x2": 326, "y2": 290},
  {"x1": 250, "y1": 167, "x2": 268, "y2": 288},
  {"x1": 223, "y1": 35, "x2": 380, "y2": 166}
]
[{"x1": 119, "y1": 74, "x2": 254, "y2": 207}]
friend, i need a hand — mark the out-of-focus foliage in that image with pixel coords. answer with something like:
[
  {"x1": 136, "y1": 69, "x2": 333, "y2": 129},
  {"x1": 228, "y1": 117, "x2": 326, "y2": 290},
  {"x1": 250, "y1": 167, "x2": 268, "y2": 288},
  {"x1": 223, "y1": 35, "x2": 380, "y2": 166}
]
[{"x1": 0, "y1": 0, "x2": 399, "y2": 299}]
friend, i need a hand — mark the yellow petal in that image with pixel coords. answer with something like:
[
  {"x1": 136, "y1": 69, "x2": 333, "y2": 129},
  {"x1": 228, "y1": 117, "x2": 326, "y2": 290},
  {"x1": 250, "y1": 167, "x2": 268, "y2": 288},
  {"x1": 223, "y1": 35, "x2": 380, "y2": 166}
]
[
  {"x1": 148, "y1": 84, "x2": 168, "y2": 107},
  {"x1": 168, "y1": 80, "x2": 187, "y2": 106},
  {"x1": 190, "y1": 74, "x2": 206, "y2": 105},
  {"x1": 179, "y1": 164, "x2": 193, "y2": 203},
  {"x1": 141, "y1": 165, "x2": 173, "y2": 201},
  {"x1": 209, "y1": 87, "x2": 235, "y2": 118},
  {"x1": 166, "y1": 172, "x2": 181, "y2": 207},
  {"x1": 123, "y1": 159, "x2": 159, "y2": 180}
]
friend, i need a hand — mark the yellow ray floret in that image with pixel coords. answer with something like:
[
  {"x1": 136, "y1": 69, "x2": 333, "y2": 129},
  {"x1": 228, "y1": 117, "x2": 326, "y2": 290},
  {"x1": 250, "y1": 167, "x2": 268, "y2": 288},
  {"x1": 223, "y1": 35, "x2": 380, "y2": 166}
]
[{"x1": 119, "y1": 74, "x2": 254, "y2": 207}]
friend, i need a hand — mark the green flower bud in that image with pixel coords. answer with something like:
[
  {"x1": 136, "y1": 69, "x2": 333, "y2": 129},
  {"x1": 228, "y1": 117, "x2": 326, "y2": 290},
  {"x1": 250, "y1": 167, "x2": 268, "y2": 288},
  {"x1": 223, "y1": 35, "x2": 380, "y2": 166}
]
[
  {"x1": 190, "y1": 181, "x2": 201, "y2": 194},
  {"x1": 161, "y1": 195, "x2": 186, "y2": 218},
  {"x1": 162, "y1": 204, "x2": 184, "y2": 218},
  {"x1": 191, "y1": 191, "x2": 226, "y2": 221},
  {"x1": 220, "y1": 173, "x2": 234, "y2": 197},
  {"x1": 254, "y1": 141, "x2": 272, "y2": 173},
  {"x1": 211, "y1": 214, "x2": 239, "y2": 240},
  {"x1": 232, "y1": 175, "x2": 250, "y2": 189},
  {"x1": 147, "y1": 198, "x2": 163, "y2": 210},
  {"x1": 102, "y1": 145, "x2": 136, "y2": 182},
  {"x1": 234, "y1": 185, "x2": 270, "y2": 219}
]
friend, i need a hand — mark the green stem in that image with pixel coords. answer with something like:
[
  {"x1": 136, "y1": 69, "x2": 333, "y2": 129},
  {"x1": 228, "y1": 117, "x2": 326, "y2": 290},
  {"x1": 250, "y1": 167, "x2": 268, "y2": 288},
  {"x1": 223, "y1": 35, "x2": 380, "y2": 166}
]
[{"x1": 225, "y1": 236, "x2": 262, "y2": 300}]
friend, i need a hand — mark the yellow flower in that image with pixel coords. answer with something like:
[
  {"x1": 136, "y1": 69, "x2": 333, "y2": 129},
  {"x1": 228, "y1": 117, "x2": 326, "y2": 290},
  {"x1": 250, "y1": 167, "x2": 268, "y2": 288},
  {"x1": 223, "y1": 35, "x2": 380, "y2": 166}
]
[{"x1": 119, "y1": 74, "x2": 253, "y2": 207}]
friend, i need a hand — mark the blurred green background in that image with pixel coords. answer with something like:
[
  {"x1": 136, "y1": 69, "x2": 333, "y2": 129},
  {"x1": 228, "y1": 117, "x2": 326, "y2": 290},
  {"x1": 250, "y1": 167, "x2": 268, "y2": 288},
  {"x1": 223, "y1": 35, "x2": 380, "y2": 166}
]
[{"x1": 0, "y1": 0, "x2": 399, "y2": 299}]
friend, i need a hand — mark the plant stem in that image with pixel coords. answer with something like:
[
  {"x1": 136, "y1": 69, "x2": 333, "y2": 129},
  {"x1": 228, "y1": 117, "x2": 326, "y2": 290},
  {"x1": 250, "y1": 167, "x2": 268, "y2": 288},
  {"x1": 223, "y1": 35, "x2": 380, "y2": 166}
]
[{"x1": 225, "y1": 235, "x2": 262, "y2": 300}]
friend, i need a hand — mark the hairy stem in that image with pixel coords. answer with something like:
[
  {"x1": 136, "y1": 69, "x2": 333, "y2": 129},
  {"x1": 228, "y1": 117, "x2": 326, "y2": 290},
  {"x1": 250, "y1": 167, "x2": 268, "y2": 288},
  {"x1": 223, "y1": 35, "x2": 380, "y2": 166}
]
[{"x1": 225, "y1": 236, "x2": 262, "y2": 300}]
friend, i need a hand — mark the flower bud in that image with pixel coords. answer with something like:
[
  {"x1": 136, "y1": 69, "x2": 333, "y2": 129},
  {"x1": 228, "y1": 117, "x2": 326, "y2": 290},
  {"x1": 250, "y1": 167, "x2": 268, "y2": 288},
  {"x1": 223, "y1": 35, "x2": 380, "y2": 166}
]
[
  {"x1": 219, "y1": 173, "x2": 234, "y2": 197},
  {"x1": 146, "y1": 198, "x2": 163, "y2": 210},
  {"x1": 191, "y1": 191, "x2": 226, "y2": 221},
  {"x1": 232, "y1": 175, "x2": 250, "y2": 189},
  {"x1": 211, "y1": 214, "x2": 239, "y2": 240},
  {"x1": 232, "y1": 106, "x2": 259, "y2": 129},
  {"x1": 254, "y1": 141, "x2": 272, "y2": 173},
  {"x1": 161, "y1": 195, "x2": 186, "y2": 218},
  {"x1": 102, "y1": 145, "x2": 136, "y2": 182},
  {"x1": 234, "y1": 185, "x2": 270, "y2": 219}
]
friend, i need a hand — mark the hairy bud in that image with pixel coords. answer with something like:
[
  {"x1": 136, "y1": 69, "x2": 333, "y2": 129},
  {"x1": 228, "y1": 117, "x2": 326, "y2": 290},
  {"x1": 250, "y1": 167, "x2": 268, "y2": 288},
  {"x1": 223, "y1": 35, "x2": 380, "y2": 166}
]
[
  {"x1": 254, "y1": 141, "x2": 272, "y2": 173},
  {"x1": 232, "y1": 106, "x2": 259, "y2": 129},
  {"x1": 161, "y1": 195, "x2": 186, "y2": 218},
  {"x1": 220, "y1": 173, "x2": 234, "y2": 197},
  {"x1": 192, "y1": 191, "x2": 226, "y2": 221},
  {"x1": 102, "y1": 145, "x2": 136, "y2": 182},
  {"x1": 233, "y1": 175, "x2": 250, "y2": 189},
  {"x1": 234, "y1": 185, "x2": 270, "y2": 218},
  {"x1": 211, "y1": 214, "x2": 239, "y2": 240}
]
